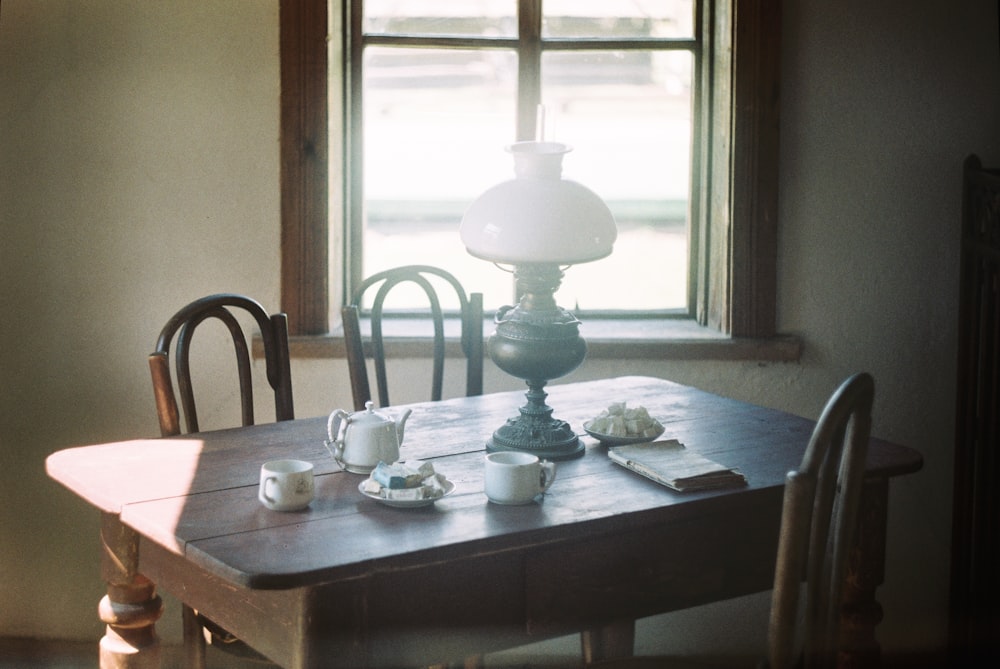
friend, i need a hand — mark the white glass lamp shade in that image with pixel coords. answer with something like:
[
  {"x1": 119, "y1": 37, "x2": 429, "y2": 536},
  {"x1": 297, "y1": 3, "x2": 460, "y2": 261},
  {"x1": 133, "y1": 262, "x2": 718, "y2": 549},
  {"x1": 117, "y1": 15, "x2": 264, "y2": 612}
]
[{"x1": 460, "y1": 142, "x2": 617, "y2": 264}]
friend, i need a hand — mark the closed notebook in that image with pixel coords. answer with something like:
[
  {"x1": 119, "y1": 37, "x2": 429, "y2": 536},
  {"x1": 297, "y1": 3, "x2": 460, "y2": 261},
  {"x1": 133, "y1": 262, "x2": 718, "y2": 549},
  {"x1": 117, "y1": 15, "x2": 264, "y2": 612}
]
[{"x1": 608, "y1": 439, "x2": 747, "y2": 492}]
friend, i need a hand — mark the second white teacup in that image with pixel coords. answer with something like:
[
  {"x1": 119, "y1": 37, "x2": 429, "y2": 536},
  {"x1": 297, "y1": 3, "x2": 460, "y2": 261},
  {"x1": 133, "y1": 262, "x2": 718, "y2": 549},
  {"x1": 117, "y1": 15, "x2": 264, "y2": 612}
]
[
  {"x1": 484, "y1": 452, "x2": 557, "y2": 505},
  {"x1": 259, "y1": 459, "x2": 315, "y2": 512}
]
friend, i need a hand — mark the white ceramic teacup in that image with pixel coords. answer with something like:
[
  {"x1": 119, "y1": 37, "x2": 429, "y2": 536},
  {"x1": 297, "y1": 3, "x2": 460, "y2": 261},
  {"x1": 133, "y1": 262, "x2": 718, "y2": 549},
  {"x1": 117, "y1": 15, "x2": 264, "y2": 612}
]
[
  {"x1": 259, "y1": 459, "x2": 315, "y2": 511},
  {"x1": 484, "y1": 452, "x2": 557, "y2": 505}
]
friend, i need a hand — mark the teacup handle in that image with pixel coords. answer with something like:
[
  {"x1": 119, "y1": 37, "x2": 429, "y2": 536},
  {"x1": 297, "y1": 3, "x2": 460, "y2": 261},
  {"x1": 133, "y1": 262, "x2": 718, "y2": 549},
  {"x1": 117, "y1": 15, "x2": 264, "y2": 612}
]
[
  {"x1": 538, "y1": 460, "x2": 557, "y2": 493},
  {"x1": 262, "y1": 476, "x2": 279, "y2": 505}
]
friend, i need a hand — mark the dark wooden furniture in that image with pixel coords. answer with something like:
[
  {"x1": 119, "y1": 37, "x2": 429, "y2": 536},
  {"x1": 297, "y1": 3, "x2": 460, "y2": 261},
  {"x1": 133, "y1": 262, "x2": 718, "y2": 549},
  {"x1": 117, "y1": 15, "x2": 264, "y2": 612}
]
[
  {"x1": 588, "y1": 373, "x2": 875, "y2": 669},
  {"x1": 950, "y1": 155, "x2": 1000, "y2": 665},
  {"x1": 46, "y1": 376, "x2": 921, "y2": 669},
  {"x1": 150, "y1": 293, "x2": 294, "y2": 435},
  {"x1": 343, "y1": 264, "x2": 483, "y2": 409},
  {"x1": 149, "y1": 293, "x2": 294, "y2": 668}
]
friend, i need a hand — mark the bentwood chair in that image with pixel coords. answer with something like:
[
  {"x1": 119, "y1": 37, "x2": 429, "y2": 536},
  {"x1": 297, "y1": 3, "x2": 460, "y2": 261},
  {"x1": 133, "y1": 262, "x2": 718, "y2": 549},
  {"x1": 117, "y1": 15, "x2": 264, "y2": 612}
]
[
  {"x1": 586, "y1": 372, "x2": 875, "y2": 669},
  {"x1": 149, "y1": 293, "x2": 293, "y2": 668},
  {"x1": 342, "y1": 265, "x2": 484, "y2": 410}
]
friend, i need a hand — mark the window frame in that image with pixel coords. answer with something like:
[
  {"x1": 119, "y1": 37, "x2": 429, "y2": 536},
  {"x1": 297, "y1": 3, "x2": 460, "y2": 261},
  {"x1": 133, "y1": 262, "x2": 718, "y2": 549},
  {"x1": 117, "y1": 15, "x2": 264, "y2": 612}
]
[{"x1": 280, "y1": 0, "x2": 781, "y2": 344}]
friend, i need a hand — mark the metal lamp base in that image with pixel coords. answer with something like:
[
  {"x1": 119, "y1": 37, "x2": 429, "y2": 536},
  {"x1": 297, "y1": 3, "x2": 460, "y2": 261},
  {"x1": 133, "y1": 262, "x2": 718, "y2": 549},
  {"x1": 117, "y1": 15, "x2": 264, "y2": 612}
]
[
  {"x1": 483, "y1": 264, "x2": 588, "y2": 461},
  {"x1": 486, "y1": 382, "x2": 585, "y2": 461}
]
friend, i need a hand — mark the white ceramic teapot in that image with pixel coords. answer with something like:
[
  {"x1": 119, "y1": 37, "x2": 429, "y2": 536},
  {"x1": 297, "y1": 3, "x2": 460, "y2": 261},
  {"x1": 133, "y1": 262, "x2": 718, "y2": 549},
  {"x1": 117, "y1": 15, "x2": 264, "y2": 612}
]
[{"x1": 325, "y1": 401, "x2": 412, "y2": 474}]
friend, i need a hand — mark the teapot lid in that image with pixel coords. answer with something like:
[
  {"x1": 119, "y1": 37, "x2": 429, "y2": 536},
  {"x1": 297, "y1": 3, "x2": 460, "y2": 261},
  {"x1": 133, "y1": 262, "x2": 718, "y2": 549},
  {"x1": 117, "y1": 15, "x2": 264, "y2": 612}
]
[{"x1": 351, "y1": 400, "x2": 393, "y2": 426}]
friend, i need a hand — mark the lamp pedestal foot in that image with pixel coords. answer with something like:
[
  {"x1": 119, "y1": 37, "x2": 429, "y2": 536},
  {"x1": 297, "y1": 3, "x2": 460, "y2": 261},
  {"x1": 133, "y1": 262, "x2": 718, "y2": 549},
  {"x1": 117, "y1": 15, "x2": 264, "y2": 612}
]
[{"x1": 487, "y1": 381, "x2": 585, "y2": 460}]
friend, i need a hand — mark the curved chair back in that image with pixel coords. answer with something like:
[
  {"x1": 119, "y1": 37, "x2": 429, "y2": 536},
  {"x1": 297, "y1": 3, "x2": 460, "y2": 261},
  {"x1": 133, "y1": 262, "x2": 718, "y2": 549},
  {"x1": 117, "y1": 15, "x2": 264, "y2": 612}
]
[
  {"x1": 149, "y1": 293, "x2": 294, "y2": 436},
  {"x1": 767, "y1": 372, "x2": 874, "y2": 669},
  {"x1": 343, "y1": 265, "x2": 483, "y2": 409}
]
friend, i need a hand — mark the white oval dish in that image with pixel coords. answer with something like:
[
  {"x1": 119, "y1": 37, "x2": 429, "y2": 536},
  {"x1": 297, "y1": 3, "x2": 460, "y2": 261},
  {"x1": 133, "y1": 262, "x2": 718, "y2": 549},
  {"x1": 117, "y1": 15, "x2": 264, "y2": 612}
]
[
  {"x1": 582, "y1": 420, "x2": 665, "y2": 446},
  {"x1": 358, "y1": 478, "x2": 456, "y2": 508}
]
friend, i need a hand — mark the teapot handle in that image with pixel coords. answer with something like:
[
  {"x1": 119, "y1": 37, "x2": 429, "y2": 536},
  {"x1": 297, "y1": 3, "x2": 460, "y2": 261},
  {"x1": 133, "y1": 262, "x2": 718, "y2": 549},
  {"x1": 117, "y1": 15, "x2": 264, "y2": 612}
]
[{"x1": 324, "y1": 409, "x2": 351, "y2": 467}]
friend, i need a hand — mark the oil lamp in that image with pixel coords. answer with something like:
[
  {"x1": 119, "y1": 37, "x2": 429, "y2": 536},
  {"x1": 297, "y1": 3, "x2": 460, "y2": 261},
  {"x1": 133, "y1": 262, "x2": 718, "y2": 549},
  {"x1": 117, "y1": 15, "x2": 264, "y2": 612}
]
[{"x1": 460, "y1": 141, "x2": 616, "y2": 460}]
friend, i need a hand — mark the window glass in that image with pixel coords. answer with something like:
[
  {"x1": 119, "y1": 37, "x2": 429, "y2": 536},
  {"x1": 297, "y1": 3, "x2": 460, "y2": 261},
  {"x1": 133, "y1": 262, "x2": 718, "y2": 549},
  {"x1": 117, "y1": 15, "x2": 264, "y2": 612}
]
[
  {"x1": 364, "y1": 0, "x2": 517, "y2": 38},
  {"x1": 542, "y1": 0, "x2": 695, "y2": 39},
  {"x1": 541, "y1": 49, "x2": 692, "y2": 311},
  {"x1": 363, "y1": 46, "x2": 518, "y2": 310}
]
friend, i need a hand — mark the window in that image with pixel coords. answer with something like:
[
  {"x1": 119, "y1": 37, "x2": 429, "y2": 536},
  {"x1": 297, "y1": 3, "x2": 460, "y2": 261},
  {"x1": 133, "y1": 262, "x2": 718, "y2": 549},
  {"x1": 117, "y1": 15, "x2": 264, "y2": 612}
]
[
  {"x1": 280, "y1": 0, "x2": 781, "y2": 350},
  {"x1": 353, "y1": 0, "x2": 695, "y2": 316}
]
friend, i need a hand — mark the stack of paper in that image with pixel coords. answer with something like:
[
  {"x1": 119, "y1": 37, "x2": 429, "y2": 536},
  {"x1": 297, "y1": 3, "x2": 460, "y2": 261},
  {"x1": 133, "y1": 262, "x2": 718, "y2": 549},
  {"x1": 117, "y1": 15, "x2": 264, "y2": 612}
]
[{"x1": 608, "y1": 439, "x2": 747, "y2": 492}]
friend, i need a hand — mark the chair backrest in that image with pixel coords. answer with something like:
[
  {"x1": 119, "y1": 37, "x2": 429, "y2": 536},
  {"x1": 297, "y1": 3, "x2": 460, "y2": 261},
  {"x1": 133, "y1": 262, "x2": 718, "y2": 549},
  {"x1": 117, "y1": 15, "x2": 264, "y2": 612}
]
[
  {"x1": 148, "y1": 293, "x2": 294, "y2": 436},
  {"x1": 767, "y1": 372, "x2": 874, "y2": 669},
  {"x1": 342, "y1": 265, "x2": 483, "y2": 409}
]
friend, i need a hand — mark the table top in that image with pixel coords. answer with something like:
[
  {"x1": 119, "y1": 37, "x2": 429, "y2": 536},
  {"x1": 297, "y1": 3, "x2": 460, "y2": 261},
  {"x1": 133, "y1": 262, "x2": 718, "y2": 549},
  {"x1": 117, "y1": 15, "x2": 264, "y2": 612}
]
[{"x1": 46, "y1": 376, "x2": 922, "y2": 591}]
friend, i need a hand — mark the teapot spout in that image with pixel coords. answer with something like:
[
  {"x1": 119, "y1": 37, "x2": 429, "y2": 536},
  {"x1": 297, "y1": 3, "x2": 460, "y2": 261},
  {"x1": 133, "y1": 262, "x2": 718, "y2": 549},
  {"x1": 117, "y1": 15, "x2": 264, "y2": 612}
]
[{"x1": 395, "y1": 408, "x2": 412, "y2": 445}]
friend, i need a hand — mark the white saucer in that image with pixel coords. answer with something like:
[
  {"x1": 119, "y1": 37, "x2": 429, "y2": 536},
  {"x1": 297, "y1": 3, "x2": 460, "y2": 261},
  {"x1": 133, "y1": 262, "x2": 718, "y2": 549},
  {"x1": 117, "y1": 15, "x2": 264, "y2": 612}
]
[
  {"x1": 582, "y1": 420, "x2": 665, "y2": 446},
  {"x1": 358, "y1": 478, "x2": 455, "y2": 508}
]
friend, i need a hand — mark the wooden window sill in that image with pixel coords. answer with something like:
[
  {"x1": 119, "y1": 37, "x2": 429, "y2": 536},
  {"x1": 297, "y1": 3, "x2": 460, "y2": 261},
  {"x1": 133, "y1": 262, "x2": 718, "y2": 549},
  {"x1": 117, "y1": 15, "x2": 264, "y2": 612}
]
[{"x1": 281, "y1": 319, "x2": 802, "y2": 362}]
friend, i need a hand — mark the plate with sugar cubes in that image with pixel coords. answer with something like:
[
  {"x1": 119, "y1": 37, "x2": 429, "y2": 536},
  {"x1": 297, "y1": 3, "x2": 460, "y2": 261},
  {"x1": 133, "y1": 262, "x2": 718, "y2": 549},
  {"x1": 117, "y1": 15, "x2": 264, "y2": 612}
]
[
  {"x1": 583, "y1": 402, "x2": 665, "y2": 446},
  {"x1": 359, "y1": 460, "x2": 455, "y2": 508}
]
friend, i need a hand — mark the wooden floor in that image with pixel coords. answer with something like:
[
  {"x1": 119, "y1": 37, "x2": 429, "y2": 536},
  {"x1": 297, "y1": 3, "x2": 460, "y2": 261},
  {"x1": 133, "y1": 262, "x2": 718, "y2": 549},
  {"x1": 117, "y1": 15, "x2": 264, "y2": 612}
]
[
  {"x1": 0, "y1": 637, "x2": 951, "y2": 668},
  {"x1": 0, "y1": 637, "x2": 580, "y2": 668},
  {"x1": 0, "y1": 637, "x2": 272, "y2": 669},
  {"x1": 0, "y1": 638, "x2": 95, "y2": 669}
]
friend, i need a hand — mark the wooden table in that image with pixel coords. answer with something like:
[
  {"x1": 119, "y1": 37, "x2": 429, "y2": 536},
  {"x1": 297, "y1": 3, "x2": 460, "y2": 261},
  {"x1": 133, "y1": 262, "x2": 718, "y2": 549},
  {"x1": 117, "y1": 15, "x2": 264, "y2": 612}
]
[{"x1": 46, "y1": 376, "x2": 922, "y2": 669}]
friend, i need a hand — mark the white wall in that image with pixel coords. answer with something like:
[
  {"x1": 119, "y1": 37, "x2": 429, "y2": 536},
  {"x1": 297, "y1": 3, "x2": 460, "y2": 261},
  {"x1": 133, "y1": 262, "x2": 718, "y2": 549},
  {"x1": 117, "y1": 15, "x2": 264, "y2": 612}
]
[{"x1": 2, "y1": 0, "x2": 999, "y2": 662}]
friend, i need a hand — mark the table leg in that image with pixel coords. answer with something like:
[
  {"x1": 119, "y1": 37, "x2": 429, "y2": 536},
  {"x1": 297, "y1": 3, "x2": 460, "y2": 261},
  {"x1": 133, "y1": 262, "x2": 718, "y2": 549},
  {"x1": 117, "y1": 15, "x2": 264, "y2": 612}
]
[
  {"x1": 182, "y1": 604, "x2": 207, "y2": 669},
  {"x1": 581, "y1": 619, "x2": 636, "y2": 664},
  {"x1": 838, "y1": 477, "x2": 889, "y2": 669},
  {"x1": 98, "y1": 513, "x2": 163, "y2": 669}
]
